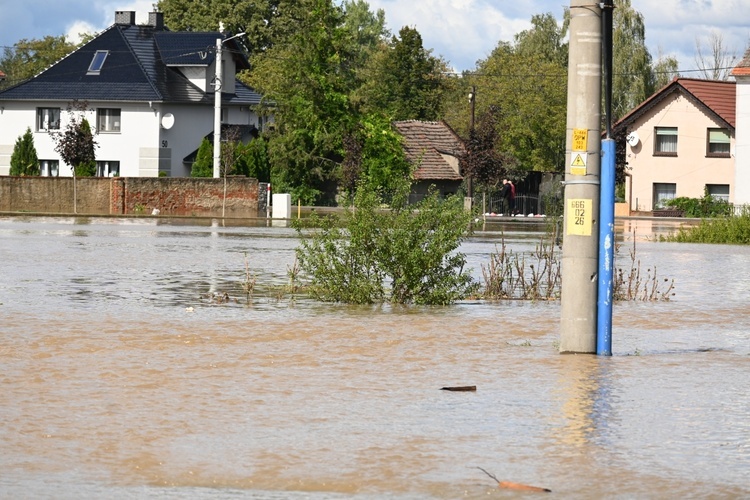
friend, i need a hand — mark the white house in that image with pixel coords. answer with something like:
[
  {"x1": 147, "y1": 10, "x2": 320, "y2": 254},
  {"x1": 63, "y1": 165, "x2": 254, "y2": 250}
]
[
  {"x1": 0, "y1": 11, "x2": 265, "y2": 178},
  {"x1": 732, "y1": 49, "x2": 750, "y2": 208}
]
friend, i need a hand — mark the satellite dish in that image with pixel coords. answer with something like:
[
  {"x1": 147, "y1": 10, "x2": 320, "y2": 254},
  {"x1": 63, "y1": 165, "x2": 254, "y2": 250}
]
[
  {"x1": 626, "y1": 131, "x2": 640, "y2": 147},
  {"x1": 161, "y1": 113, "x2": 175, "y2": 130}
]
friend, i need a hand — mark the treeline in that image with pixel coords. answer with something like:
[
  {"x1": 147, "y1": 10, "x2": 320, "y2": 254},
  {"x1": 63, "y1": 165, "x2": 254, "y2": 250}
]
[{"x1": 1, "y1": 0, "x2": 680, "y2": 205}]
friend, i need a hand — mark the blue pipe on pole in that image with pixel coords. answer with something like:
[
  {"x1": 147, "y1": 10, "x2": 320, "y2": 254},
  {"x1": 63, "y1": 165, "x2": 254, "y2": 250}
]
[{"x1": 597, "y1": 138, "x2": 616, "y2": 356}]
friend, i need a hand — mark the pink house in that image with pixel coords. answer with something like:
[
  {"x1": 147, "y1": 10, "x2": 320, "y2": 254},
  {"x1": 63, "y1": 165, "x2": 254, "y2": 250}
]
[{"x1": 613, "y1": 78, "x2": 735, "y2": 213}]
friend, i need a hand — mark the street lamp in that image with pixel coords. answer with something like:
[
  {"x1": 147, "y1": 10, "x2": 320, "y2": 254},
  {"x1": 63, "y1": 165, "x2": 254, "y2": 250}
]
[{"x1": 213, "y1": 23, "x2": 246, "y2": 178}]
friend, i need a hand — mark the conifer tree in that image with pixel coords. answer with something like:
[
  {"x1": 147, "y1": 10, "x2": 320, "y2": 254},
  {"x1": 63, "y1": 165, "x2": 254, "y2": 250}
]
[
  {"x1": 10, "y1": 127, "x2": 39, "y2": 176},
  {"x1": 191, "y1": 138, "x2": 214, "y2": 177}
]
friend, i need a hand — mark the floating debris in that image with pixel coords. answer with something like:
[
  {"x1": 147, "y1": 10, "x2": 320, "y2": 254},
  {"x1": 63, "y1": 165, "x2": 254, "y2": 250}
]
[
  {"x1": 440, "y1": 386, "x2": 476, "y2": 392},
  {"x1": 476, "y1": 466, "x2": 551, "y2": 493}
]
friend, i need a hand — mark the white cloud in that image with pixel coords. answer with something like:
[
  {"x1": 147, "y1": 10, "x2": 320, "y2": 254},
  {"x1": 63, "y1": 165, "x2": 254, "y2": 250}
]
[
  {"x1": 65, "y1": 21, "x2": 97, "y2": 45},
  {"x1": 369, "y1": 0, "x2": 535, "y2": 70},
  {"x1": 633, "y1": 0, "x2": 750, "y2": 72},
  {"x1": 2, "y1": 0, "x2": 747, "y2": 75}
]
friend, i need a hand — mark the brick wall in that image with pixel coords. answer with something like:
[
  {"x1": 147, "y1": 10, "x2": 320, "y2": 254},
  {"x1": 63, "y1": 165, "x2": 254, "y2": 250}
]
[{"x1": 0, "y1": 176, "x2": 261, "y2": 217}]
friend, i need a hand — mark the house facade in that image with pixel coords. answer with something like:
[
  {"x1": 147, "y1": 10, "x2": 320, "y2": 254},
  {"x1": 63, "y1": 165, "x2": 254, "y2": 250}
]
[
  {"x1": 0, "y1": 11, "x2": 264, "y2": 178},
  {"x1": 613, "y1": 78, "x2": 735, "y2": 212},
  {"x1": 732, "y1": 50, "x2": 750, "y2": 208},
  {"x1": 392, "y1": 120, "x2": 464, "y2": 200}
]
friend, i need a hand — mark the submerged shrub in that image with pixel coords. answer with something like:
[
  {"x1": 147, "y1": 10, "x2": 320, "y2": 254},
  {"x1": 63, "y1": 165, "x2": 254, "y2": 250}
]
[
  {"x1": 482, "y1": 234, "x2": 673, "y2": 301},
  {"x1": 664, "y1": 212, "x2": 750, "y2": 245},
  {"x1": 294, "y1": 181, "x2": 477, "y2": 305}
]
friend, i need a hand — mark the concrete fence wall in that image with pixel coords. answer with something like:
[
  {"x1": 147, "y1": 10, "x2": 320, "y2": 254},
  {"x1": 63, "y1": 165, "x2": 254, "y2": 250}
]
[{"x1": 0, "y1": 176, "x2": 261, "y2": 217}]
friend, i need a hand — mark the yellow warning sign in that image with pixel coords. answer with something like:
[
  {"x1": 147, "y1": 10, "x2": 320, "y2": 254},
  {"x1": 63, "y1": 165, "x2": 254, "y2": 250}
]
[
  {"x1": 572, "y1": 128, "x2": 588, "y2": 151},
  {"x1": 567, "y1": 199, "x2": 593, "y2": 236},
  {"x1": 570, "y1": 152, "x2": 587, "y2": 175}
]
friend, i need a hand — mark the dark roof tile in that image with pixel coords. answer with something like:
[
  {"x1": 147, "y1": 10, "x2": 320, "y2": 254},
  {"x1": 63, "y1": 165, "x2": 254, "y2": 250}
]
[{"x1": 0, "y1": 22, "x2": 259, "y2": 105}]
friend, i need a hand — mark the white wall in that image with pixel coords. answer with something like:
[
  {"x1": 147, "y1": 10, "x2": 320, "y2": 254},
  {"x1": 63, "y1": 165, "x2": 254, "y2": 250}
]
[
  {"x1": 0, "y1": 101, "x2": 75, "y2": 175},
  {"x1": 0, "y1": 99, "x2": 260, "y2": 178},
  {"x1": 735, "y1": 77, "x2": 750, "y2": 206}
]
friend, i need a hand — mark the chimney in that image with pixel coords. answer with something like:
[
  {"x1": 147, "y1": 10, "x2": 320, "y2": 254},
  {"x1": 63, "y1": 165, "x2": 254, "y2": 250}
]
[
  {"x1": 115, "y1": 11, "x2": 136, "y2": 26},
  {"x1": 148, "y1": 12, "x2": 164, "y2": 30}
]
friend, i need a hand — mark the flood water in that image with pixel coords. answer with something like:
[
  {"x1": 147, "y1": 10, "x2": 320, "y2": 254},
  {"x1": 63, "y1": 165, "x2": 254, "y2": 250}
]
[{"x1": 1, "y1": 215, "x2": 748, "y2": 499}]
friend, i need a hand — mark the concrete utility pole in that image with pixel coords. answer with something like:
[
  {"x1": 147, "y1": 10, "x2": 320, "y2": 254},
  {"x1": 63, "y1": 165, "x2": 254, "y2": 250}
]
[
  {"x1": 213, "y1": 24, "x2": 246, "y2": 179},
  {"x1": 468, "y1": 86, "x2": 476, "y2": 201},
  {"x1": 213, "y1": 22, "x2": 225, "y2": 179},
  {"x1": 560, "y1": 0, "x2": 602, "y2": 354}
]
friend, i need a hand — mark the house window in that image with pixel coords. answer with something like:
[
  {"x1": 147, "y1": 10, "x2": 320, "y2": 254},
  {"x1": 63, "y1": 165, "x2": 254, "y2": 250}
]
[
  {"x1": 87, "y1": 50, "x2": 109, "y2": 75},
  {"x1": 40, "y1": 160, "x2": 59, "y2": 177},
  {"x1": 653, "y1": 182, "x2": 676, "y2": 209},
  {"x1": 706, "y1": 184, "x2": 729, "y2": 202},
  {"x1": 97, "y1": 108, "x2": 121, "y2": 133},
  {"x1": 36, "y1": 108, "x2": 60, "y2": 131},
  {"x1": 654, "y1": 127, "x2": 678, "y2": 156},
  {"x1": 707, "y1": 128, "x2": 730, "y2": 157},
  {"x1": 96, "y1": 161, "x2": 120, "y2": 177}
]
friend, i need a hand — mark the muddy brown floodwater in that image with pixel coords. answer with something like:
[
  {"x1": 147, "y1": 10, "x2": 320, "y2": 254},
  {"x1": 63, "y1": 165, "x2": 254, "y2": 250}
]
[{"x1": 1, "y1": 216, "x2": 748, "y2": 498}]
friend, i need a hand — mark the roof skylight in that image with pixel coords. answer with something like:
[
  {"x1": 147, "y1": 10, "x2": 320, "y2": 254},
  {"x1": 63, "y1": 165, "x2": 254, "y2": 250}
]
[{"x1": 87, "y1": 50, "x2": 109, "y2": 75}]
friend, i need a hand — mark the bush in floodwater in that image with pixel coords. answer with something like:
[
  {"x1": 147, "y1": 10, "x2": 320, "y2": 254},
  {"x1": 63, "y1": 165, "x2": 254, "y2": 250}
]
[
  {"x1": 293, "y1": 181, "x2": 478, "y2": 305},
  {"x1": 663, "y1": 212, "x2": 750, "y2": 245},
  {"x1": 482, "y1": 238, "x2": 561, "y2": 300},
  {"x1": 481, "y1": 234, "x2": 674, "y2": 301},
  {"x1": 613, "y1": 238, "x2": 675, "y2": 301}
]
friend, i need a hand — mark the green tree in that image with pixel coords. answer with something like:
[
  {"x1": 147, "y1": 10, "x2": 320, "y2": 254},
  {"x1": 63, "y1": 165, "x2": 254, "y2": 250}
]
[
  {"x1": 612, "y1": 0, "x2": 656, "y2": 120},
  {"x1": 341, "y1": 113, "x2": 412, "y2": 197},
  {"x1": 342, "y1": 0, "x2": 389, "y2": 70},
  {"x1": 356, "y1": 26, "x2": 450, "y2": 121},
  {"x1": 156, "y1": 0, "x2": 279, "y2": 56},
  {"x1": 191, "y1": 138, "x2": 214, "y2": 177},
  {"x1": 514, "y1": 11, "x2": 569, "y2": 67},
  {"x1": 235, "y1": 137, "x2": 272, "y2": 182},
  {"x1": 443, "y1": 12, "x2": 568, "y2": 176},
  {"x1": 652, "y1": 50, "x2": 680, "y2": 89},
  {"x1": 0, "y1": 36, "x2": 77, "y2": 89},
  {"x1": 461, "y1": 106, "x2": 518, "y2": 191},
  {"x1": 467, "y1": 43, "x2": 567, "y2": 174},
  {"x1": 247, "y1": 0, "x2": 358, "y2": 204},
  {"x1": 10, "y1": 127, "x2": 40, "y2": 176}
]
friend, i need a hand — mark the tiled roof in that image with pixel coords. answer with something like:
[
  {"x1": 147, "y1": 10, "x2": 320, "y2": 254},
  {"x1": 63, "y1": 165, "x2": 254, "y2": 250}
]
[
  {"x1": 614, "y1": 77, "x2": 736, "y2": 132},
  {"x1": 731, "y1": 48, "x2": 750, "y2": 77},
  {"x1": 392, "y1": 120, "x2": 464, "y2": 181},
  {"x1": 0, "y1": 22, "x2": 258, "y2": 105},
  {"x1": 680, "y1": 78, "x2": 735, "y2": 127},
  {"x1": 154, "y1": 32, "x2": 215, "y2": 66}
]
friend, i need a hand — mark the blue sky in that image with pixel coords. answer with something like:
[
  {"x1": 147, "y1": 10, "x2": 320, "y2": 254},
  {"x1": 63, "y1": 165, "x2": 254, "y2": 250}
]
[{"x1": 1, "y1": 0, "x2": 748, "y2": 74}]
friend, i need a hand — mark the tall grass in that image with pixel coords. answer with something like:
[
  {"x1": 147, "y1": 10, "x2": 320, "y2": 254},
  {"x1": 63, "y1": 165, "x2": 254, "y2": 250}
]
[
  {"x1": 664, "y1": 213, "x2": 750, "y2": 244},
  {"x1": 481, "y1": 235, "x2": 674, "y2": 301}
]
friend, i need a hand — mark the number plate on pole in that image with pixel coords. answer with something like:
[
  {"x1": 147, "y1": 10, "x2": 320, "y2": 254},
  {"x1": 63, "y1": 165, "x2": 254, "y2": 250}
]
[{"x1": 567, "y1": 199, "x2": 592, "y2": 236}]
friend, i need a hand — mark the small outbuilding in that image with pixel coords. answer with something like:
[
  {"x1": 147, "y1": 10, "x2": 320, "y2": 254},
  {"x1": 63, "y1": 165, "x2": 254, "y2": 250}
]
[{"x1": 392, "y1": 120, "x2": 464, "y2": 201}]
